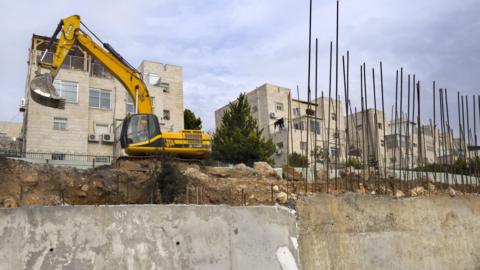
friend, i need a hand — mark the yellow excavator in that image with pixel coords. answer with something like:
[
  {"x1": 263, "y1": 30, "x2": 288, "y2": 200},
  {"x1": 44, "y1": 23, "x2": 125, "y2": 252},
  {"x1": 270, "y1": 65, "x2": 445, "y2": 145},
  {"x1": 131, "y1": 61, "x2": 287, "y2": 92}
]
[{"x1": 30, "y1": 15, "x2": 210, "y2": 158}]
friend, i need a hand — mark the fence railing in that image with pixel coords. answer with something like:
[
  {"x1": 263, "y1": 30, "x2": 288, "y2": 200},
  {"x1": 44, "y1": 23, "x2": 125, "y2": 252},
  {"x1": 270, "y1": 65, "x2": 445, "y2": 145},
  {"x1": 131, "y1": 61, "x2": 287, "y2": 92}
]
[{"x1": 0, "y1": 149, "x2": 114, "y2": 169}]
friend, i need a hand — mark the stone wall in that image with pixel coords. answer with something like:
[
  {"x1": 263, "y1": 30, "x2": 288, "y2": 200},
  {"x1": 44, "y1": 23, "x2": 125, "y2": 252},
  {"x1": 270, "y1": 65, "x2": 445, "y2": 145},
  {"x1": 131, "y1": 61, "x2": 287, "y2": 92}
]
[{"x1": 297, "y1": 193, "x2": 480, "y2": 270}]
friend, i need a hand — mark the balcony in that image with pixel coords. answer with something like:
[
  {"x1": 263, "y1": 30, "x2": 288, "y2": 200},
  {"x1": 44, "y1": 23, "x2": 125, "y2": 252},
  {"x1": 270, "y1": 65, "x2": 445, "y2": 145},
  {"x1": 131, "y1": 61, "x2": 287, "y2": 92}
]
[{"x1": 35, "y1": 50, "x2": 113, "y2": 79}]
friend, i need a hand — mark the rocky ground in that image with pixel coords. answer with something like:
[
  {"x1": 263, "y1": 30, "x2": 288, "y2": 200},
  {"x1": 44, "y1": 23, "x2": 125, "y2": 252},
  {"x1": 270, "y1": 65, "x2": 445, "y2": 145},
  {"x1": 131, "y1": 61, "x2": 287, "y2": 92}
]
[{"x1": 0, "y1": 157, "x2": 477, "y2": 209}]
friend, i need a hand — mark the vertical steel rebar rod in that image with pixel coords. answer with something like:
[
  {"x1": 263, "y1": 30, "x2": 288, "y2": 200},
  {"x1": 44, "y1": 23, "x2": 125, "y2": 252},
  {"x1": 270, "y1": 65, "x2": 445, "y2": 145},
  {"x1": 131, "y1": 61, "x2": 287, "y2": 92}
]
[
  {"x1": 406, "y1": 75, "x2": 411, "y2": 186},
  {"x1": 411, "y1": 75, "x2": 416, "y2": 181},
  {"x1": 334, "y1": 0, "x2": 340, "y2": 188},
  {"x1": 380, "y1": 62, "x2": 387, "y2": 180},
  {"x1": 363, "y1": 63, "x2": 371, "y2": 185},
  {"x1": 416, "y1": 81, "x2": 422, "y2": 187},
  {"x1": 326, "y1": 41, "x2": 333, "y2": 192},
  {"x1": 342, "y1": 55, "x2": 349, "y2": 188},
  {"x1": 393, "y1": 70, "x2": 399, "y2": 185},
  {"x1": 314, "y1": 38, "x2": 318, "y2": 192},
  {"x1": 304, "y1": 0, "x2": 313, "y2": 193},
  {"x1": 457, "y1": 92, "x2": 463, "y2": 187},
  {"x1": 439, "y1": 88, "x2": 446, "y2": 184},
  {"x1": 432, "y1": 82, "x2": 437, "y2": 183},
  {"x1": 372, "y1": 67, "x2": 379, "y2": 187},
  {"x1": 445, "y1": 89, "x2": 453, "y2": 185},
  {"x1": 399, "y1": 68, "x2": 404, "y2": 185},
  {"x1": 360, "y1": 65, "x2": 366, "y2": 186},
  {"x1": 474, "y1": 96, "x2": 478, "y2": 158}
]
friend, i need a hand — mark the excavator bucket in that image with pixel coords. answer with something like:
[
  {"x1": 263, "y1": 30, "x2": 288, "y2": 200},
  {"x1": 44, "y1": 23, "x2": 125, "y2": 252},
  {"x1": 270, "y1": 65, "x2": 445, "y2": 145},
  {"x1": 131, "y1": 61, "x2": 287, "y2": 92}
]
[{"x1": 30, "y1": 73, "x2": 65, "y2": 109}]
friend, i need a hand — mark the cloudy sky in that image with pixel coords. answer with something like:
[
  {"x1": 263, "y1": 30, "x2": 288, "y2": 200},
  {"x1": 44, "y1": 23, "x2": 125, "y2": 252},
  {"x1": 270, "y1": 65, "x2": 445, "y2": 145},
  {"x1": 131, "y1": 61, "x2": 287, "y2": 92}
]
[{"x1": 0, "y1": 0, "x2": 479, "y2": 134}]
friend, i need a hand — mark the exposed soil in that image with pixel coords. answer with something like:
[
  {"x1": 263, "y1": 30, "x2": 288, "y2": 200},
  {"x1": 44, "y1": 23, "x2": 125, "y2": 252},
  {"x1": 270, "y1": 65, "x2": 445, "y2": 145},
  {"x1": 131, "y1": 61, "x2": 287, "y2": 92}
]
[{"x1": 0, "y1": 157, "x2": 478, "y2": 209}]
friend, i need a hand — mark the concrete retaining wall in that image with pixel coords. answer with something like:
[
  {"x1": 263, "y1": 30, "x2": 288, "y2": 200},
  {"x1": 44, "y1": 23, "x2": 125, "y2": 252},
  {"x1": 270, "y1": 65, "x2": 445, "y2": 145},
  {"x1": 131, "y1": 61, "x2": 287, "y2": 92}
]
[
  {"x1": 297, "y1": 193, "x2": 480, "y2": 270},
  {"x1": 0, "y1": 205, "x2": 299, "y2": 270}
]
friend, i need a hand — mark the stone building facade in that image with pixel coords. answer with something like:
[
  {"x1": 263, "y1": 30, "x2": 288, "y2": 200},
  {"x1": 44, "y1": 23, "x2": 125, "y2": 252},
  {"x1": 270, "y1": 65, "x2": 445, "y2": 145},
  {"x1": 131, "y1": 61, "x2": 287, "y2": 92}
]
[
  {"x1": 215, "y1": 83, "x2": 345, "y2": 167},
  {"x1": 20, "y1": 35, "x2": 184, "y2": 158}
]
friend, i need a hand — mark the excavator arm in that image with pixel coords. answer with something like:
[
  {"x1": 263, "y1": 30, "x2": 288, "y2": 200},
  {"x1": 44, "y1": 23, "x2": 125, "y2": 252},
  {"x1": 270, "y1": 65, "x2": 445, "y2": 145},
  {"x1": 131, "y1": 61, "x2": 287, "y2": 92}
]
[{"x1": 31, "y1": 15, "x2": 152, "y2": 114}]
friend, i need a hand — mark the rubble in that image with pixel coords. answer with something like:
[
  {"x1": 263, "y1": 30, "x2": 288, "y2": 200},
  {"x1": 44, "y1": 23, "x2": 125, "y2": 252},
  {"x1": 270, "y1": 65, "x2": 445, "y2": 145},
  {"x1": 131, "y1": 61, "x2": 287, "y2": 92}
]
[
  {"x1": 448, "y1": 186, "x2": 456, "y2": 197},
  {"x1": 276, "y1": 192, "x2": 288, "y2": 203},
  {"x1": 395, "y1": 190, "x2": 405, "y2": 199},
  {"x1": 253, "y1": 162, "x2": 278, "y2": 178}
]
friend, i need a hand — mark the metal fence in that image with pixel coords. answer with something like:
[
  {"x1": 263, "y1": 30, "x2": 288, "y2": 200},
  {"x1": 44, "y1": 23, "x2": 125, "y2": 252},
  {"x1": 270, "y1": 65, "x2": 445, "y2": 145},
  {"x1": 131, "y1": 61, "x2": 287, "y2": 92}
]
[{"x1": 0, "y1": 149, "x2": 114, "y2": 169}]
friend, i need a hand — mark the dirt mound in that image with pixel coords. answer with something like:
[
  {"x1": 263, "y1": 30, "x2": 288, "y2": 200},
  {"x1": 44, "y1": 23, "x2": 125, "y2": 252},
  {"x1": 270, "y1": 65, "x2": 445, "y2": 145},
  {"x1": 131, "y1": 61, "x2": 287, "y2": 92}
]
[{"x1": 0, "y1": 158, "x2": 296, "y2": 208}]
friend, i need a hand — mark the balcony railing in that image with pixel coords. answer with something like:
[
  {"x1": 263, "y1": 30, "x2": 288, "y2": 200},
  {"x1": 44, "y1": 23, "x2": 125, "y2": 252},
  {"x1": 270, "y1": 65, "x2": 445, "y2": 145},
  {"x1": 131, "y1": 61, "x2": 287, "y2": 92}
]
[{"x1": 35, "y1": 50, "x2": 113, "y2": 79}]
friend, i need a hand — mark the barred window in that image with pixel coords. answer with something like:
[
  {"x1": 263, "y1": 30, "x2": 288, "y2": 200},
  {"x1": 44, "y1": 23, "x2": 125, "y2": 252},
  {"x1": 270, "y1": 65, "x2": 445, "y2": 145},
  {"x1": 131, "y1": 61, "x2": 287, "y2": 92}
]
[{"x1": 53, "y1": 117, "x2": 67, "y2": 130}]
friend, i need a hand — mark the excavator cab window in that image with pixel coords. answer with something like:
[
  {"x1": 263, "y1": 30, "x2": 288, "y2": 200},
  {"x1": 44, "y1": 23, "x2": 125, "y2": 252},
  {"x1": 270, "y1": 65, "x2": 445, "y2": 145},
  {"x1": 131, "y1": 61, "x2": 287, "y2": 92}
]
[{"x1": 121, "y1": 114, "x2": 160, "y2": 147}]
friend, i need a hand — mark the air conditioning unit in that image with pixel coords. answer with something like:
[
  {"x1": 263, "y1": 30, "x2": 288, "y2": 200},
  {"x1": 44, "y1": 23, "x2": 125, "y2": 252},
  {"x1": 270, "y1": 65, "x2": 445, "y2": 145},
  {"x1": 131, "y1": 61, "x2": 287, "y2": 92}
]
[
  {"x1": 269, "y1": 112, "x2": 276, "y2": 119},
  {"x1": 102, "y1": 133, "x2": 114, "y2": 143},
  {"x1": 88, "y1": 133, "x2": 99, "y2": 142}
]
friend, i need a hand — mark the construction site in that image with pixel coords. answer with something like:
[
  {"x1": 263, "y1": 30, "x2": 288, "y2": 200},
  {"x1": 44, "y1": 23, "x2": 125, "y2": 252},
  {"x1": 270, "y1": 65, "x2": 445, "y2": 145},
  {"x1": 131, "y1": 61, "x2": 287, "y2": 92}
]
[{"x1": 1, "y1": 1, "x2": 480, "y2": 269}]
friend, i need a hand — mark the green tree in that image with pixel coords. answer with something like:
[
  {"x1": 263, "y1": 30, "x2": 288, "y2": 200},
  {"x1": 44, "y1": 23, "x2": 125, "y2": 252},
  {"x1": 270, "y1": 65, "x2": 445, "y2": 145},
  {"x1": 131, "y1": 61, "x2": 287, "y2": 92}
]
[
  {"x1": 212, "y1": 93, "x2": 275, "y2": 166},
  {"x1": 184, "y1": 108, "x2": 202, "y2": 130},
  {"x1": 288, "y1": 152, "x2": 308, "y2": 167}
]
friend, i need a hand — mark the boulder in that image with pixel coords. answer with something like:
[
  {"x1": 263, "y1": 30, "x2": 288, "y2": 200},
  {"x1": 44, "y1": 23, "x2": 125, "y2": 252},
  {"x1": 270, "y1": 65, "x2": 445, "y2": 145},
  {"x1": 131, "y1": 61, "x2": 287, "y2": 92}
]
[
  {"x1": 80, "y1": 184, "x2": 89, "y2": 192},
  {"x1": 21, "y1": 173, "x2": 38, "y2": 187},
  {"x1": 409, "y1": 186, "x2": 425, "y2": 197},
  {"x1": 356, "y1": 183, "x2": 366, "y2": 194},
  {"x1": 448, "y1": 186, "x2": 456, "y2": 197},
  {"x1": 2, "y1": 196, "x2": 17, "y2": 208},
  {"x1": 394, "y1": 190, "x2": 405, "y2": 199},
  {"x1": 275, "y1": 192, "x2": 288, "y2": 204},
  {"x1": 254, "y1": 162, "x2": 277, "y2": 177},
  {"x1": 183, "y1": 167, "x2": 209, "y2": 181}
]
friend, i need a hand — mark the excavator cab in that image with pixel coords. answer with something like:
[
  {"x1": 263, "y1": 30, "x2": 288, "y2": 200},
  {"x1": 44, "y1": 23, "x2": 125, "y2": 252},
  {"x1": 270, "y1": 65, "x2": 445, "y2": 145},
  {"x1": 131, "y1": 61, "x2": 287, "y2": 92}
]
[{"x1": 119, "y1": 114, "x2": 161, "y2": 150}]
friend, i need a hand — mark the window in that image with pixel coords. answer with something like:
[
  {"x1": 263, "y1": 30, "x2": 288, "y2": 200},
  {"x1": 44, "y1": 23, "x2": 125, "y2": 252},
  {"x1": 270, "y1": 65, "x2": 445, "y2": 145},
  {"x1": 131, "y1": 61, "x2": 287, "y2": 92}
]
[
  {"x1": 294, "y1": 121, "x2": 304, "y2": 130},
  {"x1": 126, "y1": 95, "x2": 135, "y2": 114},
  {"x1": 381, "y1": 140, "x2": 385, "y2": 147},
  {"x1": 378, "y1": 123, "x2": 383, "y2": 129},
  {"x1": 148, "y1": 73, "x2": 161, "y2": 86},
  {"x1": 276, "y1": 102, "x2": 284, "y2": 111},
  {"x1": 310, "y1": 120, "x2": 320, "y2": 134},
  {"x1": 277, "y1": 142, "x2": 284, "y2": 149},
  {"x1": 95, "y1": 124, "x2": 109, "y2": 134},
  {"x1": 53, "y1": 80, "x2": 78, "y2": 103},
  {"x1": 89, "y1": 88, "x2": 111, "y2": 109},
  {"x1": 300, "y1": 141, "x2": 307, "y2": 150},
  {"x1": 293, "y1": 108, "x2": 300, "y2": 116},
  {"x1": 163, "y1": 110, "x2": 170, "y2": 120},
  {"x1": 331, "y1": 113, "x2": 337, "y2": 121},
  {"x1": 53, "y1": 117, "x2": 67, "y2": 130}
]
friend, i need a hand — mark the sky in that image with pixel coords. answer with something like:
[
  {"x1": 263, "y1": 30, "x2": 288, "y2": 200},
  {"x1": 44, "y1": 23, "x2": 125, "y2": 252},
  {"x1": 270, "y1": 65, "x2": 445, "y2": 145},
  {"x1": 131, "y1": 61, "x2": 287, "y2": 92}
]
[{"x1": 0, "y1": 0, "x2": 479, "y2": 135}]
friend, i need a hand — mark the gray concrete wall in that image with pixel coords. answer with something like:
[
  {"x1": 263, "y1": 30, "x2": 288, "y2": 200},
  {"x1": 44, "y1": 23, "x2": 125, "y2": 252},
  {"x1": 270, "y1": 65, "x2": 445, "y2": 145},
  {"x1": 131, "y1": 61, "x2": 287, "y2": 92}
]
[
  {"x1": 297, "y1": 193, "x2": 480, "y2": 270},
  {"x1": 0, "y1": 205, "x2": 299, "y2": 270}
]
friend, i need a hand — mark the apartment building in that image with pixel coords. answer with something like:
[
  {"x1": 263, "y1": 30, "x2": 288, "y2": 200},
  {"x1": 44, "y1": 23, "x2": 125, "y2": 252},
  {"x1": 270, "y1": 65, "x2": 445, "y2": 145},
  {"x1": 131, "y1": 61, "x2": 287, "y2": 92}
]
[
  {"x1": 20, "y1": 35, "x2": 184, "y2": 158},
  {"x1": 215, "y1": 83, "x2": 345, "y2": 167},
  {"x1": 346, "y1": 109, "x2": 387, "y2": 170}
]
